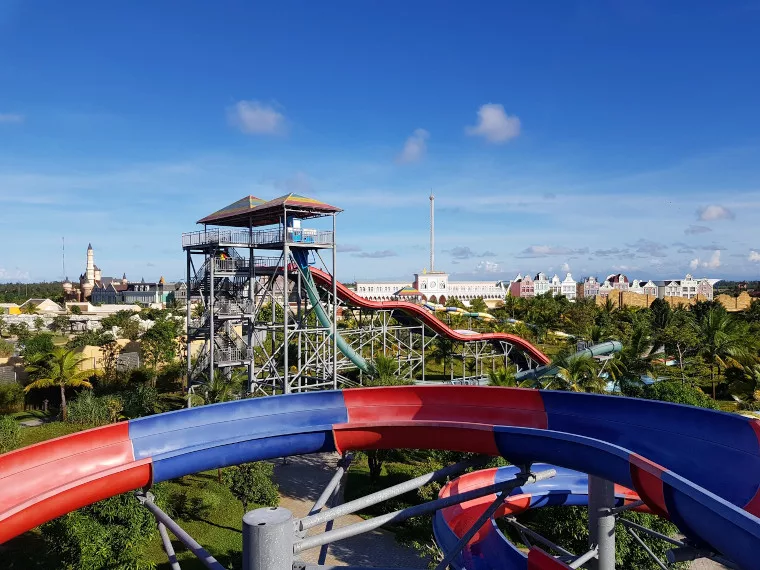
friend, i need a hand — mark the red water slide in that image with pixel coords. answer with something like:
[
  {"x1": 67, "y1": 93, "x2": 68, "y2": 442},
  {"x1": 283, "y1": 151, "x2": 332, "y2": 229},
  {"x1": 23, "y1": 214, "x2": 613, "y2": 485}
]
[{"x1": 309, "y1": 268, "x2": 550, "y2": 366}]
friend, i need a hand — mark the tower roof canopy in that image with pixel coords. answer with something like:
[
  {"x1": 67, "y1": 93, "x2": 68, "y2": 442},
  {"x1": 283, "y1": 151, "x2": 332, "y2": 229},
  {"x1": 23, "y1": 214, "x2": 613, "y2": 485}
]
[
  {"x1": 197, "y1": 193, "x2": 342, "y2": 228},
  {"x1": 197, "y1": 195, "x2": 268, "y2": 225}
]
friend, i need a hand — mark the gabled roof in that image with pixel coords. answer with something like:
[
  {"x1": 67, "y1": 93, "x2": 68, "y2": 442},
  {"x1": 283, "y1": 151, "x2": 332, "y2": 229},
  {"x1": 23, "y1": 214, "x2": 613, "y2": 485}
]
[
  {"x1": 197, "y1": 193, "x2": 342, "y2": 228},
  {"x1": 197, "y1": 195, "x2": 268, "y2": 225}
]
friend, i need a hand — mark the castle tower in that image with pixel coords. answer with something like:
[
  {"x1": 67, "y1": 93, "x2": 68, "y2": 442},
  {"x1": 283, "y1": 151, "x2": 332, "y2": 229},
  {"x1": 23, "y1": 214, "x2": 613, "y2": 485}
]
[
  {"x1": 85, "y1": 243, "x2": 95, "y2": 284},
  {"x1": 122, "y1": 273, "x2": 128, "y2": 285}
]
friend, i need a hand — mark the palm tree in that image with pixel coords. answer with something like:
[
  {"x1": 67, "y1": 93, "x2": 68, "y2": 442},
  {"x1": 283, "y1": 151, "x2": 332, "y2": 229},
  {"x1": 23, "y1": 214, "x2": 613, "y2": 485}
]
[
  {"x1": 24, "y1": 348, "x2": 92, "y2": 420},
  {"x1": 547, "y1": 353, "x2": 602, "y2": 392},
  {"x1": 605, "y1": 325, "x2": 655, "y2": 392},
  {"x1": 430, "y1": 336, "x2": 455, "y2": 376},
  {"x1": 21, "y1": 303, "x2": 39, "y2": 315},
  {"x1": 488, "y1": 368, "x2": 524, "y2": 387},
  {"x1": 697, "y1": 308, "x2": 758, "y2": 399}
]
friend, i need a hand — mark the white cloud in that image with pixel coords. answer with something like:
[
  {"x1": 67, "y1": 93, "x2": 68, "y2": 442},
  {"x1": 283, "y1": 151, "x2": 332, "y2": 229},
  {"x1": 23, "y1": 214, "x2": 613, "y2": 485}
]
[
  {"x1": 397, "y1": 128, "x2": 429, "y2": 163},
  {"x1": 465, "y1": 103, "x2": 521, "y2": 143},
  {"x1": 689, "y1": 250, "x2": 721, "y2": 270},
  {"x1": 684, "y1": 225, "x2": 712, "y2": 235},
  {"x1": 519, "y1": 245, "x2": 588, "y2": 257},
  {"x1": 228, "y1": 100, "x2": 286, "y2": 135},
  {"x1": 561, "y1": 262, "x2": 570, "y2": 273},
  {"x1": 475, "y1": 260, "x2": 501, "y2": 273},
  {"x1": 749, "y1": 251, "x2": 760, "y2": 262},
  {"x1": 0, "y1": 113, "x2": 24, "y2": 124},
  {"x1": 697, "y1": 204, "x2": 735, "y2": 221}
]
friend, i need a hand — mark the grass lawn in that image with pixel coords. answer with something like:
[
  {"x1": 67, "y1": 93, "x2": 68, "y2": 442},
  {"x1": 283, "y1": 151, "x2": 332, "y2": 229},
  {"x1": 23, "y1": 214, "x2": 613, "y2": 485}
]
[
  {"x1": 18, "y1": 420, "x2": 91, "y2": 447},
  {"x1": 10, "y1": 409, "x2": 53, "y2": 422},
  {"x1": 145, "y1": 471, "x2": 251, "y2": 569}
]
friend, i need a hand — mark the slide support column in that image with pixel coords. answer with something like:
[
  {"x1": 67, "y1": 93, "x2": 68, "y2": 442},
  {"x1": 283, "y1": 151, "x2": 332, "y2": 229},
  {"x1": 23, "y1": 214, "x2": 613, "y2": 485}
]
[
  {"x1": 243, "y1": 507, "x2": 293, "y2": 570},
  {"x1": 588, "y1": 475, "x2": 615, "y2": 570}
]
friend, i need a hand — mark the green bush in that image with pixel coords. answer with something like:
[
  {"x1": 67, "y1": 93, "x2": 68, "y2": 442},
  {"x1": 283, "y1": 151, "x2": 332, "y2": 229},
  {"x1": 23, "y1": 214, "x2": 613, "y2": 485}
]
[
  {"x1": 20, "y1": 332, "x2": 54, "y2": 359},
  {"x1": 66, "y1": 391, "x2": 123, "y2": 426},
  {"x1": 222, "y1": 462, "x2": 279, "y2": 512},
  {"x1": 0, "y1": 339, "x2": 14, "y2": 357},
  {"x1": 642, "y1": 381, "x2": 719, "y2": 410},
  {"x1": 0, "y1": 414, "x2": 21, "y2": 453},
  {"x1": 121, "y1": 384, "x2": 157, "y2": 418},
  {"x1": 41, "y1": 487, "x2": 167, "y2": 570},
  {"x1": 0, "y1": 382, "x2": 25, "y2": 413}
]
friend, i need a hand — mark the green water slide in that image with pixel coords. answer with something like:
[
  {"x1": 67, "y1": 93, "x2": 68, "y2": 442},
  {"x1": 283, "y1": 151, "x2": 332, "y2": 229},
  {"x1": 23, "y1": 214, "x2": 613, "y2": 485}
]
[
  {"x1": 292, "y1": 250, "x2": 371, "y2": 374},
  {"x1": 514, "y1": 340, "x2": 622, "y2": 381}
]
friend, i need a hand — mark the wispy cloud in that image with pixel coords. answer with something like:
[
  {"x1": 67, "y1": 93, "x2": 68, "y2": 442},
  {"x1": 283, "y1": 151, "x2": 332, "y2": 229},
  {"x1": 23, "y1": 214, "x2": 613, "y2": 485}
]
[
  {"x1": 228, "y1": 100, "x2": 287, "y2": 135},
  {"x1": 518, "y1": 245, "x2": 589, "y2": 258},
  {"x1": 337, "y1": 244, "x2": 362, "y2": 253},
  {"x1": 749, "y1": 251, "x2": 760, "y2": 262},
  {"x1": 595, "y1": 248, "x2": 630, "y2": 257},
  {"x1": 697, "y1": 204, "x2": 735, "y2": 221},
  {"x1": 626, "y1": 239, "x2": 668, "y2": 257},
  {"x1": 353, "y1": 250, "x2": 398, "y2": 259},
  {"x1": 0, "y1": 113, "x2": 24, "y2": 124},
  {"x1": 465, "y1": 103, "x2": 520, "y2": 143},
  {"x1": 396, "y1": 128, "x2": 430, "y2": 163},
  {"x1": 444, "y1": 246, "x2": 496, "y2": 259},
  {"x1": 685, "y1": 225, "x2": 712, "y2": 235},
  {"x1": 690, "y1": 250, "x2": 722, "y2": 270}
]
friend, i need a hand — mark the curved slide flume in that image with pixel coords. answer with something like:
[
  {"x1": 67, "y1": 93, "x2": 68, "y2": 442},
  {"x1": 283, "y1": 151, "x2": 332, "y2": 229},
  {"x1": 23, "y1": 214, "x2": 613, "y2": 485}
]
[
  {"x1": 1, "y1": 387, "x2": 759, "y2": 568},
  {"x1": 514, "y1": 341, "x2": 622, "y2": 382},
  {"x1": 434, "y1": 464, "x2": 647, "y2": 569},
  {"x1": 307, "y1": 267, "x2": 550, "y2": 367}
]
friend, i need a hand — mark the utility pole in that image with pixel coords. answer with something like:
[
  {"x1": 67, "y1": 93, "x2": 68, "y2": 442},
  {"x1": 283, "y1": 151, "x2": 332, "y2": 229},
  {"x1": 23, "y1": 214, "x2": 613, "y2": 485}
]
[{"x1": 429, "y1": 190, "x2": 435, "y2": 272}]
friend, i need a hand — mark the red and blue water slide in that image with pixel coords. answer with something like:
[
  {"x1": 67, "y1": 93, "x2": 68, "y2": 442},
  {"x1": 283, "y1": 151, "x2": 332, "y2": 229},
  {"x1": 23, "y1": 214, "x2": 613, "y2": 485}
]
[
  {"x1": 1, "y1": 386, "x2": 759, "y2": 568},
  {"x1": 434, "y1": 464, "x2": 645, "y2": 569}
]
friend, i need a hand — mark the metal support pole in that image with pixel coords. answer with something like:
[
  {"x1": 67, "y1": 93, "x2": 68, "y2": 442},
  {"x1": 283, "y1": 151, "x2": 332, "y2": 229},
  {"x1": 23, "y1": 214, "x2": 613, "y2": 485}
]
[
  {"x1": 332, "y1": 213, "x2": 337, "y2": 389},
  {"x1": 208, "y1": 249, "x2": 215, "y2": 387},
  {"x1": 588, "y1": 475, "x2": 615, "y2": 570},
  {"x1": 569, "y1": 546, "x2": 599, "y2": 569},
  {"x1": 295, "y1": 469, "x2": 555, "y2": 553},
  {"x1": 625, "y1": 527, "x2": 668, "y2": 570},
  {"x1": 284, "y1": 240, "x2": 290, "y2": 394},
  {"x1": 186, "y1": 250, "x2": 192, "y2": 392},
  {"x1": 298, "y1": 459, "x2": 482, "y2": 532},
  {"x1": 308, "y1": 455, "x2": 351, "y2": 517},
  {"x1": 158, "y1": 521, "x2": 182, "y2": 570},
  {"x1": 136, "y1": 493, "x2": 224, "y2": 570},
  {"x1": 242, "y1": 507, "x2": 293, "y2": 570},
  {"x1": 434, "y1": 488, "x2": 509, "y2": 570}
]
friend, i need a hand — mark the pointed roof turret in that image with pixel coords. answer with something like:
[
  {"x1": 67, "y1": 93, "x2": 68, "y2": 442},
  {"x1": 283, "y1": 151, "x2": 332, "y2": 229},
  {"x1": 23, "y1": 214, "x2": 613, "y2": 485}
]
[
  {"x1": 87, "y1": 243, "x2": 93, "y2": 251},
  {"x1": 122, "y1": 272, "x2": 127, "y2": 279}
]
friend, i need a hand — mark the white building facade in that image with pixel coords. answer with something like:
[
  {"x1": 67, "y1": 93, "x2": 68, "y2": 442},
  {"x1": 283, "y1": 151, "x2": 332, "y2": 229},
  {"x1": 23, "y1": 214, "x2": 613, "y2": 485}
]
[{"x1": 355, "y1": 271, "x2": 504, "y2": 304}]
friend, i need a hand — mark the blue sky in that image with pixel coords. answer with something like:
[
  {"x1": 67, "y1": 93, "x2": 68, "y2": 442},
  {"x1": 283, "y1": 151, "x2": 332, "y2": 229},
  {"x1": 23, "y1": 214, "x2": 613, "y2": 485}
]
[{"x1": 1, "y1": 1, "x2": 759, "y2": 284}]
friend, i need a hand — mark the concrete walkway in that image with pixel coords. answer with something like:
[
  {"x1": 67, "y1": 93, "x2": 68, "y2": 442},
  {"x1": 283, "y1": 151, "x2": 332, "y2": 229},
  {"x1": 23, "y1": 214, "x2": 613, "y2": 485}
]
[{"x1": 273, "y1": 453, "x2": 427, "y2": 568}]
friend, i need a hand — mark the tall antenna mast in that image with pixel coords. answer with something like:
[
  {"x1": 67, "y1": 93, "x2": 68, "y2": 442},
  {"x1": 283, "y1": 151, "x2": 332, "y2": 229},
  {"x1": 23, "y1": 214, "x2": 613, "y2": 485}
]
[{"x1": 429, "y1": 190, "x2": 435, "y2": 272}]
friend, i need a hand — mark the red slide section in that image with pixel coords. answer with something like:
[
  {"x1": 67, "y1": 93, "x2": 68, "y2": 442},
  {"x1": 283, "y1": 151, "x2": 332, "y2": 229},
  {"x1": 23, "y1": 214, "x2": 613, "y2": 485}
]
[{"x1": 309, "y1": 268, "x2": 550, "y2": 366}]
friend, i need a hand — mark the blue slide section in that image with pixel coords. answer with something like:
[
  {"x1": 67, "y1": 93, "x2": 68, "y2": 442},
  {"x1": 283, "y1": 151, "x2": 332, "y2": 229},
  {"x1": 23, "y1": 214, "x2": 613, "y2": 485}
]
[{"x1": 129, "y1": 391, "x2": 347, "y2": 482}]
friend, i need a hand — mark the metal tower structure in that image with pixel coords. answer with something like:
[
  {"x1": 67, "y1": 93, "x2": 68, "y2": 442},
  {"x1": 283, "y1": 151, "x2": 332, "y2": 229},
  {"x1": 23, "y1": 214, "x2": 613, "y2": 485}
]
[{"x1": 183, "y1": 194, "x2": 343, "y2": 396}]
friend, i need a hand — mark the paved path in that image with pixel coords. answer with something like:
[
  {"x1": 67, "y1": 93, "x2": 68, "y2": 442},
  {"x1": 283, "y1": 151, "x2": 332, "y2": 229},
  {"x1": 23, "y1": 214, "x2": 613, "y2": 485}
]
[
  {"x1": 272, "y1": 453, "x2": 728, "y2": 569},
  {"x1": 273, "y1": 453, "x2": 427, "y2": 568}
]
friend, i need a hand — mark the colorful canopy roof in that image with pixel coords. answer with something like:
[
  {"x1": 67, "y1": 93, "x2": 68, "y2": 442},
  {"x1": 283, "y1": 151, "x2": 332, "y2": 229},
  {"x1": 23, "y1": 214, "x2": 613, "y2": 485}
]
[
  {"x1": 397, "y1": 286, "x2": 421, "y2": 296},
  {"x1": 197, "y1": 195, "x2": 267, "y2": 225},
  {"x1": 197, "y1": 193, "x2": 342, "y2": 227}
]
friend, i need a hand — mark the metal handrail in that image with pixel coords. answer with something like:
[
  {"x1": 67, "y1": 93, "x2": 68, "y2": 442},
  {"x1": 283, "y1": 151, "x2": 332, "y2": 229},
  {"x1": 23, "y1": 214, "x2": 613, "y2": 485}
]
[{"x1": 182, "y1": 228, "x2": 334, "y2": 247}]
